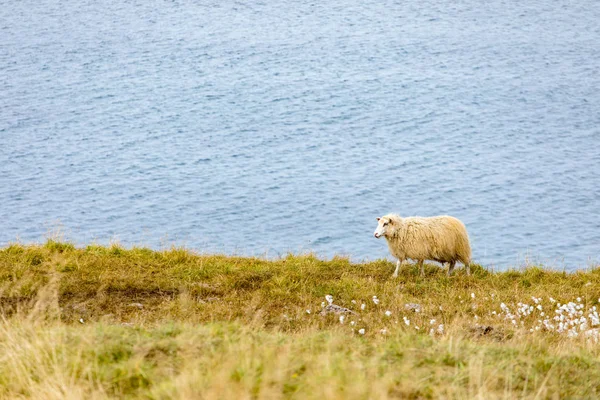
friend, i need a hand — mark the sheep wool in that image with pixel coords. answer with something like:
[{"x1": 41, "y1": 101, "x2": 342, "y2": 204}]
[{"x1": 374, "y1": 214, "x2": 471, "y2": 277}]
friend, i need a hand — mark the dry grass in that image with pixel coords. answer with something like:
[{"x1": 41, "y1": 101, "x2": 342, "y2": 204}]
[{"x1": 1, "y1": 241, "x2": 600, "y2": 399}]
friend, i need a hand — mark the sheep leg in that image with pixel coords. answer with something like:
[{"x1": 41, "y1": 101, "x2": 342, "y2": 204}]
[
  {"x1": 417, "y1": 260, "x2": 424, "y2": 277},
  {"x1": 447, "y1": 261, "x2": 456, "y2": 276},
  {"x1": 392, "y1": 259, "x2": 402, "y2": 278},
  {"x1": 465, "y1": 263, "x2": 471, "y2": 275}
]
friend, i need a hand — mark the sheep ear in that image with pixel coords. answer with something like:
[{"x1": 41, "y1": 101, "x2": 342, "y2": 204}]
[{"x1": 376, "y1": 217, "x2": 380, "y2": 221}]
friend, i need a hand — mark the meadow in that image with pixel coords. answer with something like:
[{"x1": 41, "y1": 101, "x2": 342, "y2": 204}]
[{"x1": 1, "y1": 241, "x2": 600, "y2": 399}]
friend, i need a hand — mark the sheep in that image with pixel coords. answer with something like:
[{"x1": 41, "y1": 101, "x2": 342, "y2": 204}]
[{"x1": 373, "y1": 214, "x2": 471, "y2": 277}]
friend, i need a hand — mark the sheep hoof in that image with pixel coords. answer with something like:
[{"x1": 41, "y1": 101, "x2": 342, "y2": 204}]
[{"x1": 391, "y1": 273, "x2": 398, "y2": 278}]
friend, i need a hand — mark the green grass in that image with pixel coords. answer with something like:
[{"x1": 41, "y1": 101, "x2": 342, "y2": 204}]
[{"x1": 1, "y1": 241, "x2": 600, "y2": 399}]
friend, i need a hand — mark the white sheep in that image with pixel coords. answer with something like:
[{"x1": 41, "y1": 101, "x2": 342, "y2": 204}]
[{"x1": 373, "y1": 214, "x2": 471, "y2": 277}]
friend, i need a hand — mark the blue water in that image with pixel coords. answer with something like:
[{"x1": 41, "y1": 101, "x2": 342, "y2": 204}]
[{"x1": 2, "y1": 0, "x2": 600, "y2": 269}]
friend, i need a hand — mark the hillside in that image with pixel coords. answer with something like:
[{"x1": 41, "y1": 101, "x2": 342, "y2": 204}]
[{"x1": 1, "y1": 241, "x2": 599, "y2": 399}]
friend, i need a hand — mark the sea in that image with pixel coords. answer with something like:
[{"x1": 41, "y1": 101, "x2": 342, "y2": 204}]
[{"x1": 2, "y1": 0, "x2": 599, "y2": 269}]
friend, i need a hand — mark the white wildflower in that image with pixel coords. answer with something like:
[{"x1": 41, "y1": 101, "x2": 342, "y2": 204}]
[
  {"x1": 306, "y1": 310, "x2": 311, "y2": 314},
  {"x1": 585, "y1": 329, "x2": 600, "y2": 343},
  {"x1": 430, "y1": 319, "x2": 436, "y2": 325},
  {"x1": 373, "y1": 296, "x2": 380, "y2": 305},
  {"x1": 568, "y1": 329, "x2": 578, "y2": 338},
  {"x1": 471, "y1": 293, "x2": 475, "y2": 299},
  {"x1": 358, "y1": 328, "x2": 365, "y2": 335},
  {"x1": 385, "y1": 310, "x2": 392, "y2": 317},
  {"x1": 325, "y1": 295, "x2": 333, "y2": 304},
  {"x1": 403, "y1": 316, "x2": 410, "y2": 326},
  {"x1": 339, "y1": 315, "x2": 345, "y2": 324},
  {"x1": 361, "y1": 303, "x2": 366, "y2": 310},
  {"x1": 589, "y1": 312, "x2": 599, "y2": 326}
]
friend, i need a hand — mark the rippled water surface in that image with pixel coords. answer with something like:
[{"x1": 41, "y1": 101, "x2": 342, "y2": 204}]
[{"x1": 2, "y1": 0, "x2": 600, "y2": 269}]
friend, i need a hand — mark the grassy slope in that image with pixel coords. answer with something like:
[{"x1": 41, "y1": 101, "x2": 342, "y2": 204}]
[{"x1": 1, "y1": 241, "x2": 600, "y2": 399}]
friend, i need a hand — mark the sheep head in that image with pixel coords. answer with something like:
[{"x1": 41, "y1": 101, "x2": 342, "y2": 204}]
[{"x1": 374, "y1": 216, "x2": 393, "y2": 238}]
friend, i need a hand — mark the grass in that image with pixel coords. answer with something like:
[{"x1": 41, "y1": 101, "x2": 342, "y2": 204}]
[{"x1": 1, "y1": 241, "x2": 600, "y2": 399}]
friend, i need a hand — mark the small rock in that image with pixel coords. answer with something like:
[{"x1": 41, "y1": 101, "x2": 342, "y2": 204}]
[
  {"x1": 127, "y1": 303, "x2": 144, "y2": 309},
  {"x1": 469, "y1": 325, "x2": 510, "y2": 341},
  {"x1": 72, "y1": 303, "x2": 88, "y2": 312},
  {"x1": 470, "y1": 325, "x2": 494, "y2": 336},
  {"x1": 320, "y1": 304, "x2": 357, "y2": 316}
]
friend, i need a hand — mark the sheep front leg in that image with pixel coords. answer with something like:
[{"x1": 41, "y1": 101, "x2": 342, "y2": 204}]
[
  {"x1": 417, "y1": 260, "x2": 424, "y2": 277},
  {"x1": 392, "y1": 259, "x2": 402, "y2": 278}
]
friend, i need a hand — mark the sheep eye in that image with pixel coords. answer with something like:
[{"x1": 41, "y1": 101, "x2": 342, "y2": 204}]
[{"x1": 383, "y1": 222, "x2": 388, "y2": 226}]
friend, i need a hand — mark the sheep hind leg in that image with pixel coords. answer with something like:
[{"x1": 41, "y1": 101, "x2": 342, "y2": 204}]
[
  {"x1": 392, "y1": 259, "x2": 402, "y2": 278},
  {"x1": 417, "y1": 260, "x2": 424, "y2": 277},
  {"x1": 447, "y1": 261, "x2": 456, "y2": 276}
]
